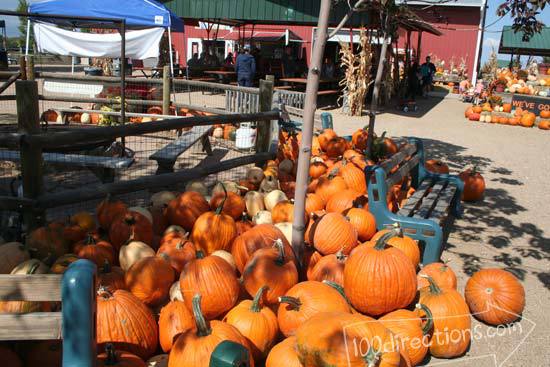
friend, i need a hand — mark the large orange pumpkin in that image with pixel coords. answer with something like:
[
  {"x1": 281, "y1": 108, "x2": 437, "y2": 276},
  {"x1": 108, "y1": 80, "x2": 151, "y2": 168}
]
[
  {"x1": 159, "y1": 300, "x2": 195, "y2": 352},
  {"x1": 165, "y1": 191, "x2": 210, "y2": 231},
  {"x1": 309, "y1": 213, "x2": 358, "y2": 255},
  {"x1": 97, "y1": 289, "x2": 158, "y2": 359},
  {"x1": 97, "y1": 196, "x2": 127, "y2": 230},
  {"x1": 344, "y1": 230, "x2": 417, "y2": 316},
  {"x1": 26, "y1": 224, "x2": 69, "y2": 260},
  {"x1": 179, "y1": 251, "x2": 240, "y2": 319},
  {"x1": 314, "y1": 174, "x2": 348, "y2": 204},
  {"x1": 277, "y1": 281, "x2": 351, "y2": 337},
  {"x1": 157, "y1": 235, "x2": 196, "y2": 274},
  {"x1": 509, "y1": 116, "x2": 520, "y2": 125},
  {"x1": 242, "y1": 241, "x2": 298, "y2": 305},
  {"x1": 418, "y1": 276, "x2": 471, "y2": 358},
  {"x1": 464, "y1": 106, "x2": 474, "y2": 118},
  {"x1": 191, "y1": 189, "x2": 237, "y2": 255},
  {"x1": 231, "y1": 224, "x2": 295, "y2": 274},
  {"x1": 309, "y1": 161, "x2": 328, "y2": 179},
  {"x1": 379, "y1": 304, "x2": 433, "y2": 366},
  {"x1": 338, "y1": 159, "x2": 367, "y2": 193},
  {"x1": 305, "y1": 193, "x2": 325, "y2": 217},
  {"x1": 265, "y1": 336, "x2": 302, "y2": 367},
  {"x1": 271, "y1": 200, "x2": 296, "y2": 224},
  {"x1": 369, "y1": 226, "x2": 420, "y2": 269},
  {"x1": 459, "y1": 167, "x2": 485, "y2": 202},
  {"x1": 343, "y1": 206, "x2": 376, "y2": 242},
  {"x1": 351, "y1": 127, "x2": 369, "y2": 151},
  {"x1": 125, "y1": 254, "x2": 175, "y2": 306},
  {"x1": 540, "y1": 110, "x2": 550, "y2": 119},
  {"x1": 97, "y1": 344, "x2": 146, "y2": 367},
  {"x1": 324, "y1": 137, "x2": 348, "y2": 158},
  {"x1": 307, "y1": 251, "x2": 346, "y2": 286},
  {"x1": 325, "y1": 189, "x2": 362, "y2": 214},
  {"x1": 520, "y1": 112, "x2": 536, "y2": 127},
  {"x1": 295, "y1": 312, "x2": 401, "y2": 367},
  {"x1": 317, "y1": 129, "x2": 338, "y2": 151},
  {"x1": 425, "y1": 159, "x2": 449, "y2": 174},
  {"x1": 97, "y1": 261, "x2": 126, "y2": 291},
  {"x1": 76, "y1": 235, "x2": 115, "y2": 267},
  {"x1": 209, "y1": 191, "x2": 246, "y2": 220},
  {"x1": 109, "y1": 211, "x2": 153, "y2": 250},
  {"x1": 502, "y1": 103, "x2": 512, "y2": 113},
  {"x1": 464, "y1": 268, "x2": 525, "y2": 325},
  {"x1": 417, "y1": 262, "x2": 457, "y2": 290},
  {"x1": 223, "y1": 286, "x2": 279, "y2": 361},
  {"x1": 168, "y1": 294, "x2": 255, "y2": 367}
]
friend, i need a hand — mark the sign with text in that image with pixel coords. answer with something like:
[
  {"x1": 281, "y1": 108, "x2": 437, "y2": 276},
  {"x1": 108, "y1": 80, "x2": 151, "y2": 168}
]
[{"x1": 511, "y1": 94, "x2": 550, "y2": 116}]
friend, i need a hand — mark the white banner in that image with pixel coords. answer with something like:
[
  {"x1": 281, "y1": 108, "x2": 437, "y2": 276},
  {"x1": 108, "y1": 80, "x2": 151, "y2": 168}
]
[{"x1": 34, "y1": 23, "x2": 164, "y2": 59}]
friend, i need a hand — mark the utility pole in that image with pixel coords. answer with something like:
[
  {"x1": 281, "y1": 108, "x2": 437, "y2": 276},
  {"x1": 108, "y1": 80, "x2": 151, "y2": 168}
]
[
  {"x1": 472, "y1": 0, "x2": 488, "y2": 86},
  {"x1": 291, "y1": 0, "x2": 332, "y2": 265}
]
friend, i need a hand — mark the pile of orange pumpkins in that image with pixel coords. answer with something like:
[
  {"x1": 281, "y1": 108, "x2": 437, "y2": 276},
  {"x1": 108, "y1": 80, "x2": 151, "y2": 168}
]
[
  {"x1": 465, "y1": 103, "x2": 550, "y2": 130},
  {"x1": 0, "y1": 129, "x2": 514, "y2": 367}
]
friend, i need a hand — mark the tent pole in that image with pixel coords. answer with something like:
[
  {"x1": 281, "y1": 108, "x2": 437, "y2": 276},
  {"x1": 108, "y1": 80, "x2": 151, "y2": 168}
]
[
  {"x1": 25, "y1": 19, "x2": 31, "y2": 56},
  {"x1": 168, "y1": 27, "x2": 178, "y2": 116},
  {"x1": 120, "y1": 19, "x2": 126, "y2": 150}
]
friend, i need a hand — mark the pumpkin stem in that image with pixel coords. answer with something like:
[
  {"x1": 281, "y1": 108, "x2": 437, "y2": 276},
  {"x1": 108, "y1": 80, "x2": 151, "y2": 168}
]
[
  {"x1": 419, "y1": 274, "x2": 442, "y2": 295},
  {"x1": 273, "y1": 239, "x2": 286, "y2": 265},
  {"x1": 124, "y1": 213, "x2": 137, "y2": 226},
  {"x1": 176, "y1": 239, "x2": 186, "y2": 250},
  {"x1": 373, "y1": 229, "x2": 399, "y2": 250},
  {"x1": 215, "y1": 183, "x2": 228, "y2": 215},
  {"x1": 240, "y1": 212, "x2": 249, "y2": 222},
  {"x1": 278, "y1": 296, "x2": 301, "y2": 310},
  {"x1": 27, "y1": 261, "x2": 42, "y2": 275},
  {"x1": 192, "y1": 294, "x2": 212, "y2": 337},
  {"x1": 328, "y1": 167, "x2": 339, "y2": 179},
  {"x1": 86, "y1": 233, "x2": 97, "y2": 246},
  {"x1": 335, "y1": 250, "x2": 347, "y2": 262},
  {"x1": 195, "y1": 250, "x2": 205, "y2": 259},
  {"x1": 101, "y1": 260, "x2": 111, "y2": 274},
  {"x1": 363, "y1": 346, "x2": 381, "y2": 367},
  {"x1": 104, "y1": 343, "x2": 118, "y2": 365},
  {"x1": 416, "y1": 303, "x2": 434, "y2": 335},
  {"x1": 322, "y1": 280, "x2": 349, "y2": 302},
  {"x1": 250, "y1": 286, "x2": 268, "y2": 312},
  {"x1": 158, "y1": 252, "x2": 171, "y2": 262},
  {"x1": 97, "y1": 286, "x2": 113, "y2": 299}
]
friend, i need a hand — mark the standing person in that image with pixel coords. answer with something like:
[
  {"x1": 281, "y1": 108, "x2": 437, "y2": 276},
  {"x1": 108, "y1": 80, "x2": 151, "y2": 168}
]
[
  {"x1": 321, "y1": 57, "x2": 335, "y2": 78},
  {"x1": 224, "y1": 52, "x2": 234, "y2": 66},
  {"x1": 282, "y1": 46, "x2": 297, "y2": 77},
  {"x1": 407, "y1": 62, "x2": 421, "y2": 100},
  {"x1": 420, "y1": 56, "x2": 436, "y2": 96},
  {"x1": 235, "y1": 45, "x2": 256, "y2": 87}
]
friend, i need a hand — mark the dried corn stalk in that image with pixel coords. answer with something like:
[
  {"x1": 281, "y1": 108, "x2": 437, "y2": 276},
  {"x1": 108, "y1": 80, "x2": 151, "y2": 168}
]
[{"x1": 339, "y1": 28, "x2": 373, "y2": 116}]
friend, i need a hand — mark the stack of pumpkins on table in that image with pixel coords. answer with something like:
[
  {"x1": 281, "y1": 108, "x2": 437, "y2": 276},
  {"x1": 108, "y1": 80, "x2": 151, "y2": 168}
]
[
  {"x1": 0, "y1": 128, "x2": 516, "y2": 367},
  {"x1": 465, "y1": 102, "x2": 550, "y2": 130}
]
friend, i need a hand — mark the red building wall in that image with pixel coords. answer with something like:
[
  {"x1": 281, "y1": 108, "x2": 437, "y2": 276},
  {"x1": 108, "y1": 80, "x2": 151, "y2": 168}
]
[{"x1": 172, "y1": 6, "x2": 481, "y2": 78}]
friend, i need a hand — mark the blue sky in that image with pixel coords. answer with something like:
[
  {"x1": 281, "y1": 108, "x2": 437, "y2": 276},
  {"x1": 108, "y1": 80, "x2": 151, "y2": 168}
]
[{"x1": 2, "y1": 0, "x2": 549, "y2": 63}]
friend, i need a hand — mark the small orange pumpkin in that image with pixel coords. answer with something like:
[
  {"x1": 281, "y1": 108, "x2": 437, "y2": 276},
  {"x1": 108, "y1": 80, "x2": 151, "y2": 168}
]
[
  {"x1": 538, "y1": 120, "x2": 550, "y2": 130},
  {"x1": 459, "y1": 167, "x2": 485, "y2": 202}
]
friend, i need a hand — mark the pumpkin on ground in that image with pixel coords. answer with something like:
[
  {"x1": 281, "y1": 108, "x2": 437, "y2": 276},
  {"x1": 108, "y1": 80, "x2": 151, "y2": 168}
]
[
  {"x1": 307, "y1": 251, "x2": 346, "y2": 286},
  {"x1": 168, "y1": 294, "x2": 254, "y2": 367},
  {"x1": 231, "y1": 224, "x2": 295, "y2": 274},
  {"x1": 295, "y1": 311, "x2": 401, "y2": 367},
  {"x1": 520, "y1": 112, "x2": 536, "y2": 127},
  {"x1": 309, "y1": 213, "x2": 358, "y2": 255},
  {"x1": 418, "y1": 275, "x2": 471, "y2": 358},
  {"x1": 191, "y1": 187, "x2": 237, "y2": 255},
  {"x1": 417, "y1": 262, "x2": 457, "y2": 290},
  {"x1": 539, "y1": 120, "x2": 550, "y2": 130},
  {"x1": 459, "y1": 167, "x2": 486, "y2": 202},
  {"x1": 425, "y1": 159, "x2": 450, "y2": 174},
  {"x1": 223, "y1": 286, "x2": 279, "y2": 362},
  {"x1": 265, "y1": 336, "x2": 302, "y2": 367},
  {"x1": 164, "y1": 191, "x2": 210, "y2": 231},
  {"x1": 344, "y1": 230, "x2": 417, "y2": 316},
  {"x1": 464, "y1": 268, "x2": 525, "y2": 325},
  {"x1": 125, "y1": 254, "x2": 175, "y2": 306},
  {"x1": 242, "y1": 240, "x2": 298, "y2": 305},
  {"x1": 158, "y1": 300, "x2": 195, "y2": 353},
  {"x1": 97, "y1": 344, "x2": 146, "y2": 367},
  {"x1": 179, "y1": 251, "x2": 240, "y2": 319},
  {"x1": 97, "y1": 288, "x2": 158, "y2": 359},
  {"x1": 277, "y1": 281, "x2": 351, "y2": 337},
  {"x1": 379, "y1": 304, "x2": 434, "y2": 366}
]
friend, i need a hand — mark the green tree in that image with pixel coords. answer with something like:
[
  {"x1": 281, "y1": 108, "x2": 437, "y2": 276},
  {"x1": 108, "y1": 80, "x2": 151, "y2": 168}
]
[
  {"x1": 498, "y1": 0, "x2": 549, "y2": 41},
  {"x1": 16, "y1": 0, "x2": 33, "y2": 50}
]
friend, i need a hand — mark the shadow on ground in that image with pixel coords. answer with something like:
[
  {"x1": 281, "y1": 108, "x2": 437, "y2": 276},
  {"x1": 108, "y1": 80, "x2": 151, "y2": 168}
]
[{"x1": 392, "y1": 135, "x2": 550, "y2": 290}]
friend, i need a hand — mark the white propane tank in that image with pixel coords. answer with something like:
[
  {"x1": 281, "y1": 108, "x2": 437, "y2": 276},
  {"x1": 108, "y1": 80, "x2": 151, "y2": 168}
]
[{"x1": 235, "y1": 123, "x2": 256, "y2": 149}]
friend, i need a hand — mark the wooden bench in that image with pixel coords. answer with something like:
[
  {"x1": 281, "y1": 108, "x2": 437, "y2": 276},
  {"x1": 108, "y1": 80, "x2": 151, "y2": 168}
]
[
  {"x1": 0, "y1": 151, "x2": 134, "y2": 183},
  {"x1": 366, "y1": 138, "x2": 464, "y2": 264},
  {"x1": 0, "y1": 260, "x2": 96, "y2": 366},
  {"x1": 149, "y1": 125, "x2": 213, "y2": 174}
]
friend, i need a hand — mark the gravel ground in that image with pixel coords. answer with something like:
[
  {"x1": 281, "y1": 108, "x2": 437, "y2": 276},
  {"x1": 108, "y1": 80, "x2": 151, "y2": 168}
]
[{"x1": 330, "y1": 96, "x2": 550, "y2": 366}]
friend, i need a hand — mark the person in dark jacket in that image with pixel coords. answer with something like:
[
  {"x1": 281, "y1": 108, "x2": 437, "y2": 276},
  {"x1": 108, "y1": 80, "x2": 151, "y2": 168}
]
[
  {"x1": 407, "y1": 62, "x2": 422, "y2": 100},
  {"x1": 235, "y1": 46, "x2": 256, "y2": 87}
]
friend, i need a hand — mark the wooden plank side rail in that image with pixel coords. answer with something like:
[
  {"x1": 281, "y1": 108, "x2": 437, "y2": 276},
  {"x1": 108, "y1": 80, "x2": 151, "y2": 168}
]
[
  {"x1": 0, "y1": 313, "x2": 62, "y2": 340},
  {"x1": 0, "y1": 274, "x2": 62, "y2": 301},
  {"x1": 0, "y1": 150, "x2": 134, "y2": 170}
]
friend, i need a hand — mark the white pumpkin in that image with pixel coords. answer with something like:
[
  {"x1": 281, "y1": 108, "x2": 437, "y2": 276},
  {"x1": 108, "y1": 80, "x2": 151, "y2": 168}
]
[
  {"x1": 164, "y1": 225, "x2": 187, "y2": 237},
  {"x1": 119, "y1": 240, "x2": 155, "y2": 271},
  {"x1": 129, "y1": 207, "x2": 153, "y2": 224},
  {"x1": 259, "y1": 175, "x2": 280, "y2": 193},
  {"x1": 278, "y1": 159, "x2": 294, "y2": 174},
  {"x1": 80, "y1": 113, "x2": 91, "y2": 124},
  {"x1": 11, "y1": 258, "x2": 49, "y2": 275},
  {"x1": 169, "y1": 281, "x2": 184, "y2": 301},
  {"x1": 142, "y1": 117, "x2": 153, "y2": 123},
  {"x1": 253, "y1": 210, "x2": 272, "y2": 225},
  {"x1": 213, "y1": 127, "x2": 224, "y2": 138},
  {"x1": 211, "y1": 250, "x2": 237, "y2": 273},
  {"x1": 150, "y1": 191, "x2": 176, "y2": 209},
  {"x1": 185, "y1": 181, "x2": 209, "y2": 196},
  {"x1": 244, "y1": 191, "x2": 265, "y2": 217},
  {"x1": 264, "y1": 189, "x2": 288, "y2": 211},
  {"x1": 246, "y1": 167, "x2": 265, "y2": 186},
  {"x1": 274, "y1": 222, "x2": 293, "y2": 244}
]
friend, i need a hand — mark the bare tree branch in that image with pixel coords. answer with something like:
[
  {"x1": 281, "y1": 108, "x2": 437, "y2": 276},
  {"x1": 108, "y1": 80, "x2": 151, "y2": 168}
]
[{"x1": 327, "y1": 0, "x2": 369, "y2": 39}]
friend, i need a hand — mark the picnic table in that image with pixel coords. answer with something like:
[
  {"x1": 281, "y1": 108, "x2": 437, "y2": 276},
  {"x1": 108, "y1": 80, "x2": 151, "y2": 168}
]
[
  {"x1": 278, "y1": 77, "x2": 341, "y2": 97},
  {"x1": 133, "y1": 67, "x2": 162, "y2": 79},
  {"x1": 204, "y1": 70, "x2": 236, "y2": 84}
]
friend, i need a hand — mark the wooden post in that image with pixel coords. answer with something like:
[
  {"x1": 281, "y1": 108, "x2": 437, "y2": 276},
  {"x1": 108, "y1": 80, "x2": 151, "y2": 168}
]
[
  {"x1": 16, "y1": 80, "x2": 44, "y2": 231},
  {"x1": 291, "y1": 0, "x2": 332, "y2": 266},
  {"x1": 162, "y1": 65, "x2": 171, "y2": 116},
  {"x1": 266, "y1": 74, "x2": 275, "y2": 83},
  {"x1": 255, "y1": 79, "x2": 274, "y2": 153},
  {"x1": 416, "y1": 31, "x2": 423, "y2": 63},
  {"x1": 26, "y1": 56, "x2": 35, "y2": 81},
  {"x1": 19, "y1": 56, "x2": 27, "y2": 81}
]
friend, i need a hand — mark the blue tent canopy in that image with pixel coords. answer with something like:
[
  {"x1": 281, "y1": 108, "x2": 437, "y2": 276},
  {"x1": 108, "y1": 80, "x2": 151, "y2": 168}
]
[{"x1": 29, "y1": 0, "x2": 183, "y2": 31}]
